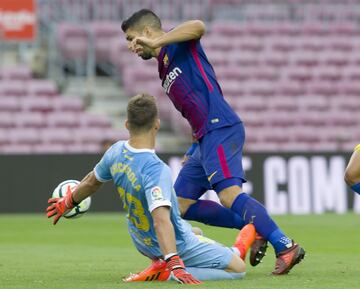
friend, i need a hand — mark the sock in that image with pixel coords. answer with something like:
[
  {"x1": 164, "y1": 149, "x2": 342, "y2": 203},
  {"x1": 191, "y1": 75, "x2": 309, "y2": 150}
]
[
  {"x1": 351, "y1": 182, "x2": 360, "y2": 195},
  {"x1": 267, "y1": 229, "x2": 293, "y2": 254},
  {"x1": 230, "y1": 247, "x2": 241, "y2": 257},
  {"x1": 230, "y1": 193, "x2": 292, "y2": 254},
  {"x1": 230, "y1": 247, "x2": 245, "y2": 260},
  {"x1": 185, "y1": 267, "x2": 246, "y2": 280},
  {"x1": 183, "y1": 200, "x2": 246, "y2": 229}
]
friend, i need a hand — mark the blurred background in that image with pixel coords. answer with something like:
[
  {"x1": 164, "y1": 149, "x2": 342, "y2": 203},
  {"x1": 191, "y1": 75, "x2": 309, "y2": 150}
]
[{"x1": 0, "y1": 0, "x2": 359, "y2": 214}]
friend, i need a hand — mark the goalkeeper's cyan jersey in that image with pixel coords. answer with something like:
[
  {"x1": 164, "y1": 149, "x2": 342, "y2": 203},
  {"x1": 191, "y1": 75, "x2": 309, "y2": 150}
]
[{"x1": 94, "y1": 140, "x2": 199, "y2": 258}]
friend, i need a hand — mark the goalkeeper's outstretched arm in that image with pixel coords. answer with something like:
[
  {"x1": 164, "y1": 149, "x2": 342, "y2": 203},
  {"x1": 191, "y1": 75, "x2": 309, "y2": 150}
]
[
  {"x1": 47, "y1": 171, "x2": 103, "y2": 225},
  {"x1": 72, "y1": 171, "x2": 103, "y2": 203}
]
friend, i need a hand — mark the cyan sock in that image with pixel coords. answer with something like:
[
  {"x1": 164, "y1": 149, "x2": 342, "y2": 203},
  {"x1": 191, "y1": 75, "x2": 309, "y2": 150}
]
[{"x1": 183, "y1": 200, "x2": 245, "y2": 229}]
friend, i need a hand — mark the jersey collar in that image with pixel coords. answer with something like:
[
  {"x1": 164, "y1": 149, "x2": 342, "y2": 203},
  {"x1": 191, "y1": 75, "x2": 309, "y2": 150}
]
[{"x1": 124, "y1": 141, "x2": 155, "y2": 154}]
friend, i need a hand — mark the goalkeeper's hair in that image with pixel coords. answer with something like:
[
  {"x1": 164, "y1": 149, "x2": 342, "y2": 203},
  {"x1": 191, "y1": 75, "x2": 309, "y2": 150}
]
[
  {"x1": 127, "y1": 93, "x2": 158, "y2": 133},
  {"x1": 121, "y1": 9, "x2": 162, "y2": 32}
]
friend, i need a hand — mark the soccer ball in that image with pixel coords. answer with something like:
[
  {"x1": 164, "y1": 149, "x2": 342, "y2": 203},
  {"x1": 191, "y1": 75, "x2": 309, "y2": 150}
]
[{"x1": 52, "y1": 180, "x2": 91, "y2": 218}]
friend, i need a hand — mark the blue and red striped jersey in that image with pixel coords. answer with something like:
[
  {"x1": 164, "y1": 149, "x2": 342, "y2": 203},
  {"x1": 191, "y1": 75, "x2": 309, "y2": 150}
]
[{"x1": 157, "y1": 39, "x2": 241, "y2": 140}]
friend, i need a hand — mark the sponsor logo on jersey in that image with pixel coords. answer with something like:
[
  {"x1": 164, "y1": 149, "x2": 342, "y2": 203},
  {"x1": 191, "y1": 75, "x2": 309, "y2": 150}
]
[
  {"x1": 162, "y1": 67, "x2": 182, "y2": 93},
  {"x1": 151, "y1": 186, "x2": 164, "y2": 201},
  {"x1": 163, "y1": 54, "x2": 169, "y2": 67}
]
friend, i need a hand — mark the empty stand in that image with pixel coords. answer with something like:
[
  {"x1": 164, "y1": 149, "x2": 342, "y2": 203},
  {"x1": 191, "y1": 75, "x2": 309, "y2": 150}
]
[{"x1": 0, "y1": 67, "x2": 128, "y2": 154}]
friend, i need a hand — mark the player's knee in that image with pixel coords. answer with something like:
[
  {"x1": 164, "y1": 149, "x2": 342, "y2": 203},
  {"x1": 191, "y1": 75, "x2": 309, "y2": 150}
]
[
  {"x1": 218, "y1": 186, "x2": 242, "y2": 208},
  {"x1": 344, "y1": 168, "x2": 359, "y2": 186},
  {"x1": 191, "y1": 226, "x2": 203, "y2": 235},
  {"x1": 177, "y1": 197, "x2": 196, "y2": 217},
  {"x1": 227, "y1": 254, "x2": 246, "y2": 273},
  {"x1": 344, "y1": 169, "x2": 353, "y2": 186}
]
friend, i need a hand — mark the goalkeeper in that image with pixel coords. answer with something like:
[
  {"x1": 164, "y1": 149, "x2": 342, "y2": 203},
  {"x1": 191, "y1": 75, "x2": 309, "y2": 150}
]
[{"x1": 46, "y1": 94, "x2": 256, "y2": 284}]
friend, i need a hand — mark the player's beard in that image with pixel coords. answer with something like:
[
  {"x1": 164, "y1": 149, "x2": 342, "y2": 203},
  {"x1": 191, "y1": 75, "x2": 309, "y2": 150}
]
[{"x1": 141, "y1": 52, "x2": 152, "y2": 60}]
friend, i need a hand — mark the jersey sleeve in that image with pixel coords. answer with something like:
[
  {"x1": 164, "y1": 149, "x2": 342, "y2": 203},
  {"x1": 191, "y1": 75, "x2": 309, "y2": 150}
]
[
  {"x1": 93, "y1": 147, "x2": 113, "y2": 182},
  {"x1": 143, "y1": 162, "x2": 173, "y2": 213}
]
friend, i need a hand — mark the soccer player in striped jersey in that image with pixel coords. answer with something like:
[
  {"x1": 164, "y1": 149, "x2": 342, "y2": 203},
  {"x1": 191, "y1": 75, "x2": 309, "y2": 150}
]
[
  {"x1": 345, "y1": 144, "x2": 360, "y2": 194},
  {"x1": 47, "y1": 94, "x2": 256, "y2": 283},
  {"x1": 121, "y1": 9, "x2": 305, "y2": 274}
]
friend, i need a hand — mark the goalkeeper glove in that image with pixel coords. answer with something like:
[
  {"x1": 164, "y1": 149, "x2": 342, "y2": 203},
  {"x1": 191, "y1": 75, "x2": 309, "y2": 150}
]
[
  {"x1": 46, "y1": 185, "x2": 78, "y2": 225},
  {"x1": 165, "y1": 254, "x2": 202, "y2": 285}
]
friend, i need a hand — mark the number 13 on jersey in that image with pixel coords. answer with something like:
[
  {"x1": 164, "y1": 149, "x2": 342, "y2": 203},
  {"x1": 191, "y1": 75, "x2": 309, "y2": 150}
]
[{"x1": 117, "y1": 187, "x2": 150, "y2": 232}]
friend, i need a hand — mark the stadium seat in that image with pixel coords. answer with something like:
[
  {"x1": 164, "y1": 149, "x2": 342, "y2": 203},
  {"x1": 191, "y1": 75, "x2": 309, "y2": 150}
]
[
  {"x1": 211, "y1": 21, "x2": 245, "y2": 37},
  {"x1": 8, "y1": 128, "x2": 41, "y2": 145},
  {"x1": 21, "y1": 97, "x2": 54, "y2": 113},
  {"x1": 14, "y1": 112, "x2": 47, "y2": 128},
  {"x1": 40, "y1": 128, "x2": 75, "y2": 145},
  {"x1": 89, "y1": 0, "x2": 120, "y2": 20},
  {"x1": 57, "y1": 23, "x2": 89, "y2": 61},
  {"x1": 89, "y1": 21, "x2": 123, "y2": 62},
  {"x1": 0, "y1": 112, "x2": 15, "y2": 128},
  {"x1": 0, "y1": 129, "x2": 10, "y2": 145},
  {"x1": 78, "y1": 114, "x2": 112, "y2": 128},
  {"x1": 0, "y1": 81, "x2": 27, "y2": 97},
  {"x1": 0, "y1": 144, "x2": 33, "y2": 154},
  {"x1": 52, "y1": 96, "x2": 84, "y2": 112},
  {"x1": 0, "y1": 97, "x2": 21, "y2": 112},
  {"x1": 28, "y1": 80, "x2": 58, "y2": 97},
  {"x1": 182, "y1": 0, "x2": 210, "y2": 20},
  {"x1": 1, "y1": 66, "x2": 32, "y2": 81},
  {"x1": 262, "y1": 51, "x2": 289, "y2": 68},
  {"x1": 268, "y1": 97, "x2": 299, "y2": 112},
  {"x1": 47, "y1": 112, "x2": 80, "y2": 128},
  {"x1": 104, "y1": 128, "x2": 129, "y2": 142},
  {"x1": 74, "y1": 128, "x2": 107, "y2": 144}
]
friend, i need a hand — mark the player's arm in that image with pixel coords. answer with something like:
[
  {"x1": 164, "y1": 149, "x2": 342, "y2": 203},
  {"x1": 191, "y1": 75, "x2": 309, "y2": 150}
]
[
  {"x1": 151, "y1": 206, "x2": 177, "y2": 255},
  {"x1": 145, "y1": 164, "x2": 201, "y2": 284},
  {"x1": 47, "y1": 171, "x2": 103, "y2": 225},
  {"x1": 47, "y1": 147, "x2": 112, "y2": 225},
  {"x1": 72, "y1": 171, "x2": 103, "y2": 203},
  {"x1": 134, "y1": 20, "x2": 206, "y2": 49},
  {"x1": 151, "y1": 205, "x2": 200, "y2": 284}
]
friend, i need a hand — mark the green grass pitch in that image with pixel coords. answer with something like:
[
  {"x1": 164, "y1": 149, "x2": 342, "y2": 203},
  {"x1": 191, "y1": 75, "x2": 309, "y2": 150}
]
[{"x1": 1, "y1": 213, "x2": 360, "y2": 289}]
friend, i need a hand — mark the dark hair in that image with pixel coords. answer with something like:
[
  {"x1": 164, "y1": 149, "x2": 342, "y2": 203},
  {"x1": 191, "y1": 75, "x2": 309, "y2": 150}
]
[
  {"x1": 121, "y1": 9, "x2": 161, "y2": 32},
  {"x1": 127, "y1": 94, "x2": 158, "y2": 133}
]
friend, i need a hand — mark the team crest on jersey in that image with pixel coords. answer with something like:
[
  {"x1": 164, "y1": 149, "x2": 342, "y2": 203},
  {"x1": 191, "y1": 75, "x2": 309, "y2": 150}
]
[
  {"x1": 163, "y1": 54, "x2": 169, "y2": 67},
  {"x1": 151, "y1": 186, "x2": 164, "y2": 201}
]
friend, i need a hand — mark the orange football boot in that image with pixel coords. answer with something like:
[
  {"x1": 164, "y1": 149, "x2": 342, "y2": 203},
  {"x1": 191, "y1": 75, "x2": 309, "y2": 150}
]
[
  {"x1": 233, "y1": 224, "x2": 256, "y2": 260},
  {"x1": 123, "y1": 259, "x2": 170, "y2": 282},
  {"x1": 272, "y1": 241, "x2": 305, "y2": 275}
]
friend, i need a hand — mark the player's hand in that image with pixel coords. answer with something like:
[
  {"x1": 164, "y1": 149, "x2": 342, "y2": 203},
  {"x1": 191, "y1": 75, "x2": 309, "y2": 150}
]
[
  {"x1": 165, "y1": 255, "x2": 202, "y2": 284},
  {"x1": 132, "y1": 36, "x2": 160, "y2": 50},
  {"x1": 46, "y1": 185, "x2": 77, "y2": 225},
  {"x1": 181, "y1": 155, "x2": 190, "y2": 166},
  {"x1": 182, "y1": 142, "x2": 198, "y2": 166}
]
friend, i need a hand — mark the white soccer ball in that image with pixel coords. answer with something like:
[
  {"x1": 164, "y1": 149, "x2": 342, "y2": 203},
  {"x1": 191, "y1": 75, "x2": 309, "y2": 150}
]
[{"x1": 52, "y1": 180, "x2": 91, "y2": 218}]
